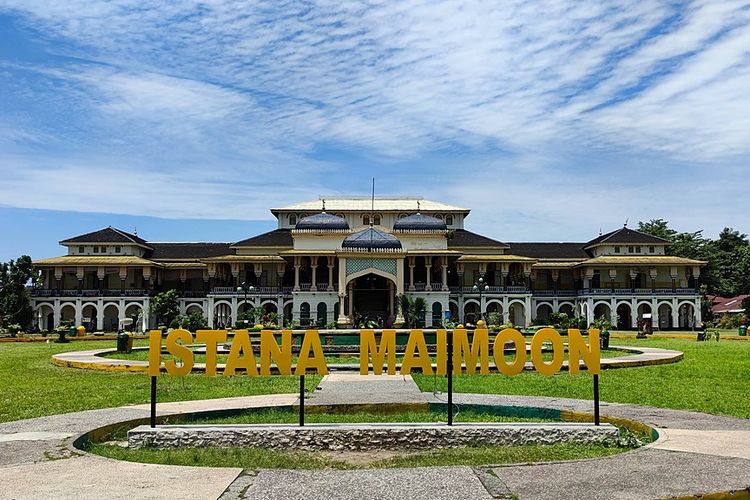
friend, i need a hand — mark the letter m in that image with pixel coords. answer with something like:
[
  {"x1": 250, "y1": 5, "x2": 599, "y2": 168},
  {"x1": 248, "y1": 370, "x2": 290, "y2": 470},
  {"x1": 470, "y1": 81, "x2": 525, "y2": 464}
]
[{"x1": 360, "y1": 329, "x2": 396, "y2": 375}]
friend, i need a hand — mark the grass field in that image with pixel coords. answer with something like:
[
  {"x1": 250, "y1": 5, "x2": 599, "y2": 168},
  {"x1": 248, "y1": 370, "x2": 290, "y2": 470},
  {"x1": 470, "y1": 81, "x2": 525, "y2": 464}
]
[
  {"x1": 413, "y1": 337, "x2": 750, "y2": 419},
  {"x1": 0, "y1": 339, "x2": 320, "y2": 423},
  {"x1": 90, "y1": 441, "x2": 626, "y2": 469},
  {"x1": 2, "y1": 335, "x2": 748, "y2": 423}
]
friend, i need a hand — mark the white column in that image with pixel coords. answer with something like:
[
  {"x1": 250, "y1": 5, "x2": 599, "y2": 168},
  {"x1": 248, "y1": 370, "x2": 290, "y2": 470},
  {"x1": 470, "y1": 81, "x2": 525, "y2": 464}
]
[
  {"x1": 425, "y1": 257, "x2": 432, "y2": 291},
  {"x1": 310, "y1": 263, "x2": 318, "y2": 292},
  {"x1": 142, "y1": 297, "x2": 150, "y2": 331},
  {"x1": 348, "y1": 283, "x2": 354, "y2": 321},
  {"x1": 524, "y1": 296, "x2": 532, "y2": 327},
  {"x1": 441, "y1": 262, "x2": 448, "y2": 291},
  {"x1": 630, "y1": 298, "x2": 638, "y2": 328},
  {"x1": 293, "y1": 257, "x2": 301, "y2": 292},
  {"x1": 671, "y1": 298, "x2": 679, "y2": 329},
  {"x1": 694, "y1": 298, "x2": 702, "y2": 326},
  {"x1": 96, "y1": 298, "x2": 104, "y2": 331},
  {"x1": 327, "y1": 258, "x2": 335, "y2": 291},
  {"x1": 337, "y1": 293, "x2": 347, "y2": 325},
  {"x1": 408, "y1": 259, "x2": 416, "y2": 292},
  {"x1": 74, "y1": 299, "x2": 83, "y2": 327}
]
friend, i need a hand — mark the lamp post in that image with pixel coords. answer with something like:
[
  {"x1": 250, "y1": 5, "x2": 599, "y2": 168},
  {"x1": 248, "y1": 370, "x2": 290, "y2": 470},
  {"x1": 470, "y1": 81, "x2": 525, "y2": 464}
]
[
  {"x1": 236, "y1": 281, "x2": 255, "y2": 324},
  {"x1": 472, "y1": 277, "x2": 489, "y2": 323}
]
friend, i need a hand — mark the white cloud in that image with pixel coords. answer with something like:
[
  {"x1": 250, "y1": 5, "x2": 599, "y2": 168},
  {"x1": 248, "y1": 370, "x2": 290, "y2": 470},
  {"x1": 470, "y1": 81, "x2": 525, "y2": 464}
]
[{"x1": 0, "y1": 0, "x2": 748, "y2": 238}]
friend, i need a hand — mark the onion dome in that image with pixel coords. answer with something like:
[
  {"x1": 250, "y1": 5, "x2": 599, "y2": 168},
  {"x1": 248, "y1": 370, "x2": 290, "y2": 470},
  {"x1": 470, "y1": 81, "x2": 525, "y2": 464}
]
[
  {"x1": 295, "y1": 212, "x2": 349, "y2": 232},
  {"x1": 342, "y1": 227, "x2": 402, "y2": 252},
  {"x1": 393, "y1": 213, "x2": 446, "y2": 232}
]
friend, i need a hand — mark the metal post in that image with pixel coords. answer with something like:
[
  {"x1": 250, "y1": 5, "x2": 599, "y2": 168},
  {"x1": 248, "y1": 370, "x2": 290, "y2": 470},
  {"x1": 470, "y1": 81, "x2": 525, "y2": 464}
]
[
  {"x1": 593, "y1": 374, "x2": 600, "y2": 426},
  {"x1": 150, "y1": 376, "x2": 157, "y2": 428},
  {"x1": 447, "y1": 329, "x2": 453, "y2": 426},
  {"x1": 299, "y1": 374, "x2": 305, "y2": 427}
]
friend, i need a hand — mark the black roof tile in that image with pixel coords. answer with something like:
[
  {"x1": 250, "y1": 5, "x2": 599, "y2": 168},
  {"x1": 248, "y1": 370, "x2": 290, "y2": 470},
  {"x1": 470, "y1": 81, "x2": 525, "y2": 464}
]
[
  {"x1": 447, "y1": 229, "x2": 509, "y2": 248},
  {"x1": 232, "y1": 229, "x2": 293, "y2": 247},
  {"x1": 61, "y1": 227, "x2": 151, "y2": 247},
  {"x1": 507, "y1": 242, "x2": 589, "y2": 259},
  {"x1": 149, "y1": 243, "x2": 233, "y2": 260},
  {"x1": 585, "y1": 227, "x2": 671, "y2": 247}
]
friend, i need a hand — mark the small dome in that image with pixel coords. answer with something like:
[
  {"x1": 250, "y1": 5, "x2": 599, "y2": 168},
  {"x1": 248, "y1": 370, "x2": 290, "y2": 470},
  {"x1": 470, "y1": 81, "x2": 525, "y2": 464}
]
[
  {"x1": 393, "y1": 213, "x2": 446, "y2": 231},
  {"x1": 295, "y1": 212, "x2": 349, "y2": 231},
  {"x1": 342, "y1": 227, "x2": 402, "y2": 251}
]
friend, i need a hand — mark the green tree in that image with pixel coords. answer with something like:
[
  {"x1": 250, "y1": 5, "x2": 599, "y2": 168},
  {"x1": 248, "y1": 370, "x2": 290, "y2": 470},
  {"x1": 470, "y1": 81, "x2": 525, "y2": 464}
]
[
  {"x1": 149, "y1": 290, "x2": 180, "y2": 327},
  {"x1": 1, "y1": 255, "x2": 34, "y2": 330},
  {"x1": 706, "y1": 228, "x2": 750, "y2": 296},
  {"x1": 638, "y1": 219, "x2": 677, "y2": 241}
]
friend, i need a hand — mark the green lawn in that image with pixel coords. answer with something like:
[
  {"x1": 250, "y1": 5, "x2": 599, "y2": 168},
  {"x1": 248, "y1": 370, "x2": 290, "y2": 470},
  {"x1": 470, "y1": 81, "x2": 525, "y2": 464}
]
[
  {"x1": 181, "y1": 408, "x2": 557, "y2": 425},
  {"x1": 2, "y1": 336, "x2": 748, "y2": 424},
  {"x1": 91, "y1": 442, "x2": 626, "y2": 470},
  {"x1": 414, "y1": 337, "x2": 750, "y2": 419},
  {"x1": 0, "y1": 340, "x2": 320, "y2": 423}
]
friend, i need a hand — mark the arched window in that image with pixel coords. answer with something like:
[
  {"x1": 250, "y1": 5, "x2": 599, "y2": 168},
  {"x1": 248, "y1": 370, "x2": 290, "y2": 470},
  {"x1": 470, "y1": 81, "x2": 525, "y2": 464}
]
[
  {"x1": 435, "y1": 214, "x2": 443, "y2": 220},
  {"x1": 363, "y1": 215, "x2": 370, "y2": 225},
  {"x1": 317, "y1": 302, "x2": 327, "y2": 327},
  {"x1": 289, "y1": 214, "x2": 297, "y2": 225},
  {"x1": 300, "y1": 302, "x2": 310, "y2": 326},
  {"x1": 445, "y1": 215, "x2": 454, "y2": 226},
  {"x1": 398, "y1": 213, "x2": 407, "y2": 219},
  {"x1": 373, "y1": 214, "x2": 381, "y2": 225}
]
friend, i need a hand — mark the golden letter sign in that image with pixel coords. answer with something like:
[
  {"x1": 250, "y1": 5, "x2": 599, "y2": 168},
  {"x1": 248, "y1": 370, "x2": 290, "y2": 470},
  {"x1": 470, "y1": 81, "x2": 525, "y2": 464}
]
[{"x1": 149, "y1": 328, "x2": 600, "y2": 377}]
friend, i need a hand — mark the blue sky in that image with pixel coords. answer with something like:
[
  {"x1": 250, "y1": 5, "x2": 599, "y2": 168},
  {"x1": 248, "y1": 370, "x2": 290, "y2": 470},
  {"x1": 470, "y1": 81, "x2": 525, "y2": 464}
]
[{"x1": 1, "y1": 1, "x2": 749, "y2": 261}]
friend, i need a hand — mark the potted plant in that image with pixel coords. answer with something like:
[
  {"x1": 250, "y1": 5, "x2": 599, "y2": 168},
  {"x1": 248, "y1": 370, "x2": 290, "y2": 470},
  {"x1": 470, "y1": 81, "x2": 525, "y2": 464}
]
[{"x1": 592, "y1": 315, "x2": 611, "y2": 349}]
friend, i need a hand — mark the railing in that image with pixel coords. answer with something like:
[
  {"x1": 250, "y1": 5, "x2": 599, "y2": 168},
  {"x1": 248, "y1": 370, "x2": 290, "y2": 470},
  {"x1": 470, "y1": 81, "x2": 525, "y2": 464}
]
[
  {"x1": 210, "y1": 286, "x2": 294, "y2": 296},
  {"x1": 580, "y1": 288, "x2": 697, "y2": 296},
  {"x1": 182, "y1": 291, "x2": 207, "y2": 298},
  {"x1": 30, "y1": 288, "x2": 150, "y2": 297}
]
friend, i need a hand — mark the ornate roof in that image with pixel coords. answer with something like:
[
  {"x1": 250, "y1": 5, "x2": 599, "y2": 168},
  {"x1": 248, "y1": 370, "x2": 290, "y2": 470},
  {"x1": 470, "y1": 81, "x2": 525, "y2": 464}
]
[
  {"x1": 393, "y1": 213, "x2": 446, "y2": 232},
  {"x1": 60, "y1": 227, "x2": 152, "y2": 249},
  {"x1": 342, "y1": 227, "x2": 402, "y2": 252},
  {"x1": 585, "y1": 227, "x2": 670, "y2": 248},
  {"x1": 295, "y1": 212, "x2": 349, "y2": 231}
]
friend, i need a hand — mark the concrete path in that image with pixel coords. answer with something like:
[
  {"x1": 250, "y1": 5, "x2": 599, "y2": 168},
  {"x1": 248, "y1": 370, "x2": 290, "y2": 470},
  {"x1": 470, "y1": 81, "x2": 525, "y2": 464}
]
[
  {"x1": 309, "y1": 373, "x2": 429, "y2": 407},
  {"x1": 1, "y1": 380, "x2": 749, "y2": 499}
]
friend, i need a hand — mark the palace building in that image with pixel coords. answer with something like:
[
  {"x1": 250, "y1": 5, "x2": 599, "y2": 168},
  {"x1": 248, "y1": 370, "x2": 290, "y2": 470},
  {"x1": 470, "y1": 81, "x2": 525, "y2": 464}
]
[{"x1": 31, "y1": 197, "x2": 706, "y2": 332}]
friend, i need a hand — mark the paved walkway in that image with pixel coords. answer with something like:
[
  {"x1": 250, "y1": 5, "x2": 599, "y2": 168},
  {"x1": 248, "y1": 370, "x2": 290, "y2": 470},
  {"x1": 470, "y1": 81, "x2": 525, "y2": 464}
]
[{"x1": 1, "y1": 377, "x2": 749, "y2": 499}]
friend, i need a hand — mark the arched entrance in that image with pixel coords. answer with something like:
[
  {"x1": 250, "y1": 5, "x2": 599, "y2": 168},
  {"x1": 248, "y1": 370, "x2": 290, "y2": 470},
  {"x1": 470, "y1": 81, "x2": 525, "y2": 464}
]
[
  {"x1": 616, "y1": 303, "x2": 632, "y2": 329},
  {"x1": 103, "y1": 304, "x2": 120, "y2": 331},
  {"x1": 678, "y1": 303, "x2": 695, "y2": 329},
  {"x1": 536, "y1": 303, "x2": 553, "y2": 323},
  {"x1": 658, "y1": 303, "x2": 673, "y2": 329},
  {"x1": 81, "y1": 304, "x2": 98, "y2": 332},
  {"x1": 593, "y1": 303, "x2": 611, "y2": 322},
  {"x1": 350, "y1": 273, "x2": 395, "y2": 326},
  {"x1": 37, "y1": 304, "x2": 54, "y2": 331}
]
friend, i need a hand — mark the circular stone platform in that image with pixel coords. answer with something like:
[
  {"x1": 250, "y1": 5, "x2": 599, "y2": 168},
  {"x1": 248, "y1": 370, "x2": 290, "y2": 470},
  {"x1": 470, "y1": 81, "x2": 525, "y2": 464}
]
[{"x1": 51, "y1": 344, "x2": 684, "y2": 373}]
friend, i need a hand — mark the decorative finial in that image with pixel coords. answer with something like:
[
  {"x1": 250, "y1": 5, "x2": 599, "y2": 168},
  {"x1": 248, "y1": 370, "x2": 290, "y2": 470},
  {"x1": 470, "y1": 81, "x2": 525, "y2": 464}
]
[
  {"x1": 624, "y1": 218, "x2": 628, "y2": 228},
  {"x1": 599, "y1": 227, "x2": 602, "y2": 236},
  {"x1": 416, "y1": 200, "x2": 421, "y2": 213},
  {"x1": 134, "y1": 227, "x2": 137, "y2": 235},
  {"x1": 321, "y1": 199, "x2": 325, "y2": 212}
]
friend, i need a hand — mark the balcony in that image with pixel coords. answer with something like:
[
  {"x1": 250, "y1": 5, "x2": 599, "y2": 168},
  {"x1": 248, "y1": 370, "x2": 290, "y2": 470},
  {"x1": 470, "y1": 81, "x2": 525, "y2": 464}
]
[
  {"x1": 210, "y1": 286, "x2": 293, "y2": 296},
  {"x1": 579, "y1": 288, "x2": 697, "y2": 296},
  {"x1": 445, "y1": 286, "x2": 530, "y2": 294},
  {"x1": 31, "y1": 288, "x2": 149, "y2": 298}
]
